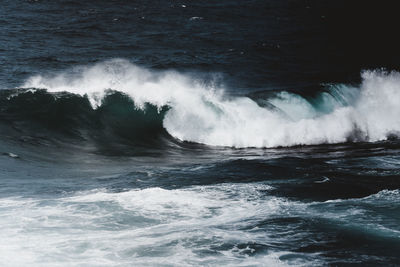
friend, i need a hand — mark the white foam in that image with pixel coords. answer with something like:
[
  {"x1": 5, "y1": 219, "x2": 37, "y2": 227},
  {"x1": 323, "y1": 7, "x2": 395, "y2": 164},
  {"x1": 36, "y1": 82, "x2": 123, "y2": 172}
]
[
  {"x1": 0, "y1": 183, "x2": 297, "y2": 266},
  {"x1": 2, "y1": 185, "x2": 397, "y2": 266},
  {"x1": 22, "y1": 59, "x2": 400, "y2": 148}
]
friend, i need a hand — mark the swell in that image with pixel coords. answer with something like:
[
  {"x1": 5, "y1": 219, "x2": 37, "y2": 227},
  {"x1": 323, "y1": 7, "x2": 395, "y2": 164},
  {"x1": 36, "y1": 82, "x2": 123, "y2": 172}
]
[{"x1": 3, "y1": 59, "x2": 400, "y2": 149}]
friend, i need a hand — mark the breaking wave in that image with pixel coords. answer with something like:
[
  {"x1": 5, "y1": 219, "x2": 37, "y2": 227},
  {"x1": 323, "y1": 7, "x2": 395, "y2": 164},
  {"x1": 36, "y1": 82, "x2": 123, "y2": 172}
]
[{"x1": 11, "y1": 59, "x2": 400, "y2": 148}]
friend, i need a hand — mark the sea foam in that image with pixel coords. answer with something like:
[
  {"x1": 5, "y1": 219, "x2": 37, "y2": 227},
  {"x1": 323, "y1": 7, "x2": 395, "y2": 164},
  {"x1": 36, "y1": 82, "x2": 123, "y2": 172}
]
[{"x1": 23, "y1": 59, "x2": 400, "y2": 148}]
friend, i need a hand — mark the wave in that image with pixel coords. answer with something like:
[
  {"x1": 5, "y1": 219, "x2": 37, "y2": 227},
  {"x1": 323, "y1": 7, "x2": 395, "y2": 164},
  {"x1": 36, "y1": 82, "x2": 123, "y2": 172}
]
[
  {"x1": 0, "y1": 89, "x2": 172, "y2": 155},
  {"x1": 5, "y1": 59, "x2": 400, "y2": 148}
]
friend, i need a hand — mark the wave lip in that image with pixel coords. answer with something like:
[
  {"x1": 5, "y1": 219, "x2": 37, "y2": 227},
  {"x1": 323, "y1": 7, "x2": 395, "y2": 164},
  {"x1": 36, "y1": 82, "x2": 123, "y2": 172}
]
[{"x1": 20, "y1": 59, "x2": 400, "y2": 148}]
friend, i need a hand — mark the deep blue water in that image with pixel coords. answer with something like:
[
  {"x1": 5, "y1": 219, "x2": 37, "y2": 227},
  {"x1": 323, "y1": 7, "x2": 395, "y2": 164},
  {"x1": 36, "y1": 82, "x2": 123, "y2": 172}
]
[{"x1": 1, "y1": 1, "x2": 400, "y2": 266}]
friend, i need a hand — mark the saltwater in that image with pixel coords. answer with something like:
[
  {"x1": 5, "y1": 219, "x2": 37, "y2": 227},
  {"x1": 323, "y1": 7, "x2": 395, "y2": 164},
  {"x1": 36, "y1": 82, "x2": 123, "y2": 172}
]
[{"x1": 1, "y1": 1, "x2": 400, "y2": 266}]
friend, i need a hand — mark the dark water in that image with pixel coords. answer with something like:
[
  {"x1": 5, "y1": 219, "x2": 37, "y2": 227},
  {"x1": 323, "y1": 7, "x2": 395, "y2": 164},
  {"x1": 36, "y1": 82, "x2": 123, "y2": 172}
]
[{"x1": 1, "y1": 1, "x2": 400, "y2": 266}]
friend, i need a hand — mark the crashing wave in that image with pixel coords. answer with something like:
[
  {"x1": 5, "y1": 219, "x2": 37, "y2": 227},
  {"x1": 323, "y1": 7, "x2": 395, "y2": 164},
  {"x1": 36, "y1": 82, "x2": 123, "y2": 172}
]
[{"x1": 18, "y1": 59, "x2": 400, "y2": 148}]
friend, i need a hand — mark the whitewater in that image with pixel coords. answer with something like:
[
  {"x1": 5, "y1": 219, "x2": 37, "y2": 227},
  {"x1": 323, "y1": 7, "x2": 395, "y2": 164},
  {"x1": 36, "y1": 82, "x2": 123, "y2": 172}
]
[
  {"x1": 2, "y1": 1, "x2": 400, "y2": 266},
  {"x1": 23, "y1": 59, "x2": 400, "y2": 148}
]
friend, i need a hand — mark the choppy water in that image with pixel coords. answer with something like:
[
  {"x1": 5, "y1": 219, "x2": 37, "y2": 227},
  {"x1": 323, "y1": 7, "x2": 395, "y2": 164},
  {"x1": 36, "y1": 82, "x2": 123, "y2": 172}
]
[{"x1": 1, "y1": 0, "x2": 400, "y2": 266}]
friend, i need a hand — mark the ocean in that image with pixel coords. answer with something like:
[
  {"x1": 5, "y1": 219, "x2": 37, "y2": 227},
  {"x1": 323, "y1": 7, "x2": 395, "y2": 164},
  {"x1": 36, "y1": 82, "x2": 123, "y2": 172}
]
[{"x1": 1, "y1": 0, "x2": 400, "y2": 266}]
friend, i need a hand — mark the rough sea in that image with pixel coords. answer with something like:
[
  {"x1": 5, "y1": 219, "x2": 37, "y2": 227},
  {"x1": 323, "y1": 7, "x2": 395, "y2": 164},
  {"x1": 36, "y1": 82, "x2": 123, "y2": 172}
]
[{"x1": 1, "y1": 1, "x2": 400, "y2": 266}]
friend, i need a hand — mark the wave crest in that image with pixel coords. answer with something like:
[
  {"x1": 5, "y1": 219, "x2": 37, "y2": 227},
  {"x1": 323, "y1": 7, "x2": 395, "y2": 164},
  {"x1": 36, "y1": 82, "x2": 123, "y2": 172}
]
[{"x1": 20, "y1": 59, "x2": 400, "y2": 148}]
